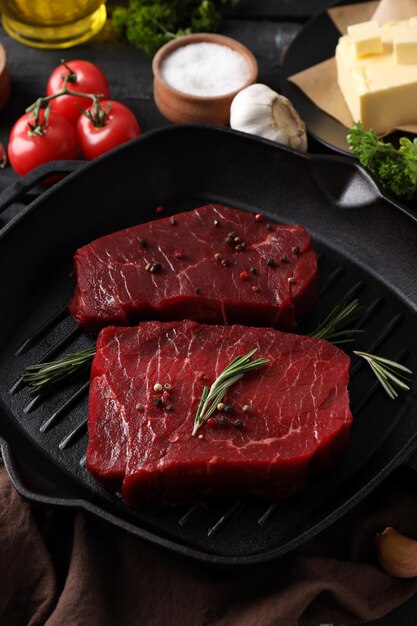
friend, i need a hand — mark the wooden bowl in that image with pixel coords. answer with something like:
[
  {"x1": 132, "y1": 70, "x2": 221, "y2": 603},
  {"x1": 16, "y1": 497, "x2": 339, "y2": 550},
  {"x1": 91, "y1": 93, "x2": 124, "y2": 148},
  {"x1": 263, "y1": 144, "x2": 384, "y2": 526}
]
[
  {"x1": 0, "y1": 44, "x2": 10, "y2": 111},
  {"x1": 152, "y1": 33, "x2": 258, "y2": 126}
]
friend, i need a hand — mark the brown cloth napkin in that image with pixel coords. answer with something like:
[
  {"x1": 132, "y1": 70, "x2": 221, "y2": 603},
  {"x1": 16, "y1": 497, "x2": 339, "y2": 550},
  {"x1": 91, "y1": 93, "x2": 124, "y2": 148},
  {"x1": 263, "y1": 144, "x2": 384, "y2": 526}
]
[{"x1": 1, "y1": 461, "x2": 417, "y2": 626}]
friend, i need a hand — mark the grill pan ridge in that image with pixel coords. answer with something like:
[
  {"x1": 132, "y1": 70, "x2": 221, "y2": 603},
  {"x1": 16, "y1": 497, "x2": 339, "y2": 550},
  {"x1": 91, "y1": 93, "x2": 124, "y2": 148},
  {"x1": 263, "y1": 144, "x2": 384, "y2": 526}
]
[{"x1": 0, "y1": 125, "x2": 417, "y2": 567}]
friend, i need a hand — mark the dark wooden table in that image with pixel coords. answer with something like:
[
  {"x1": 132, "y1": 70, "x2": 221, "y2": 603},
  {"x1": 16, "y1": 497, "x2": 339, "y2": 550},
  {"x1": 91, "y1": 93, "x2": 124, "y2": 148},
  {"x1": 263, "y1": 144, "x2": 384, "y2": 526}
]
[{"x1": 0, "y1": 2, "x2": 416, "y2": 624}]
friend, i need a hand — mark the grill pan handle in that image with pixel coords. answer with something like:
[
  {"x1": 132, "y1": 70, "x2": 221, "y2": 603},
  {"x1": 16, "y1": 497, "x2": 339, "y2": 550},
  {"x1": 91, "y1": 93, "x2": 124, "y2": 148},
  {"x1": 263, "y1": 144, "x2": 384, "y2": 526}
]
[
  {"x1": 0, "y1": 160, "x2": 85, "y2": 215},
  {"x1": 309, "y1": 156, "x2": 381, "y2": 208}
]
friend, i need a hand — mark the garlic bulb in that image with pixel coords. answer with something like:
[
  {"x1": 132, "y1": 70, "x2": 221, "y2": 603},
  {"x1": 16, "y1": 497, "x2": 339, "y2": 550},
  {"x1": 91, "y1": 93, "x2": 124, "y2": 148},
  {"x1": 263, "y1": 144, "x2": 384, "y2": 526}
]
[
  {"x1": 230, "y1": 83, "x2": 307, "y2": 151},
  {"x1": 376, "y1": 527, "x2": 417, "y2": 578}
]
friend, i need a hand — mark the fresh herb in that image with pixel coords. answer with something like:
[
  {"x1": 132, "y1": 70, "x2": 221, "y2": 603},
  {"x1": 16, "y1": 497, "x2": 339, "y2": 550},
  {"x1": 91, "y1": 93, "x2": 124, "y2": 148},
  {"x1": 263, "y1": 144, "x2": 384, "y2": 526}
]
[
  {"x1": 353, "y1": 351, "x2": 412, "y2": 399},
  {"x1": 192, "y1": 348, "x2": 269, "y2": 436},
  {"x1": 309, "y1": 298, "x2": 362, "y2": 345},
  {"x1": 23, "y1": 346, "x2": 96, "y2": 393},
  {"x1": 347, "y1": 121, "x2": 417, "y2": 202},
  {"x1": 111, "y1": 0, "x2": 239, "y2": 55}
]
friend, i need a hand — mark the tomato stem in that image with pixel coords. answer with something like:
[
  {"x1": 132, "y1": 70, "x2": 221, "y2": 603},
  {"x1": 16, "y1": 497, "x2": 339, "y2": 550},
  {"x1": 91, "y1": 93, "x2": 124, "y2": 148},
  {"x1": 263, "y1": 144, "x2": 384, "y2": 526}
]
[
  {"x1": 25, "y1": 88, "x2": 105, "y2": 136},
  {"x1": 79, "y1": 99, "x2": 111, "y2": 128},
  {"x1": 60, "y1": 59, "x2": 77, "y2": 85}
]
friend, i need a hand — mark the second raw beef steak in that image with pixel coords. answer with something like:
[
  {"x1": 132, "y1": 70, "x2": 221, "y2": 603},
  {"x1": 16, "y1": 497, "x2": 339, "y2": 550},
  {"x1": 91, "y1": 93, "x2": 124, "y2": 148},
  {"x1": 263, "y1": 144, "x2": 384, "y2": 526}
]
[{"x1": 87, "y1": 320, "x2": 352, "y2": 506}]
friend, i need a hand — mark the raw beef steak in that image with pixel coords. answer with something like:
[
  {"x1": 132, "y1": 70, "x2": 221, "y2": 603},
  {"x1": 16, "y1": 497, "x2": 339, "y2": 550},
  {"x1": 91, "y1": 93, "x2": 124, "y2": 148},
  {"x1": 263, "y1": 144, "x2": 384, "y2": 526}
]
[
  {"x1": 86, "y1": 320, "x2": 352, "y2": 506},
  {"x1": 69, "y1": 204, "x2": 317, "y2": 334}
]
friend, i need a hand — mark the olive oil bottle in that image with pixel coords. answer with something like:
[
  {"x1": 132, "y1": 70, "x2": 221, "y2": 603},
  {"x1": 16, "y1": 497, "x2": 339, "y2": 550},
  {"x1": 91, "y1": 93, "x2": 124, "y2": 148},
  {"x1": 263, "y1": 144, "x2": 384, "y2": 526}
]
[{"x1": 0, "y1": 0, "x2": 106, "y2": 48}]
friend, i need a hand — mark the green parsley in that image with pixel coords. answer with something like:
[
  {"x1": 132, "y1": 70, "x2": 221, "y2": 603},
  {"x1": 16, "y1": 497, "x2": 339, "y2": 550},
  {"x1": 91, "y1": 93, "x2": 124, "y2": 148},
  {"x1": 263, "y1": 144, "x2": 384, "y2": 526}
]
[
  {"x1": 111, "y1": 0, "x2": 240, "y2": 56},
  {"x1": 347, "y1": 121, "x2": 417, "y2": 203}
]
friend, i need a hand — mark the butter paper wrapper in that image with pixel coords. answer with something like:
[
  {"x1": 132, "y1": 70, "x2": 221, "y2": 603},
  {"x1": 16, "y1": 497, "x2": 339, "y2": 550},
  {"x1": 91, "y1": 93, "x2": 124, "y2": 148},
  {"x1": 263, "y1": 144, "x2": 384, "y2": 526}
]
[{"x1": 287, "y1": 0, "x2": 417, "y2": 135}]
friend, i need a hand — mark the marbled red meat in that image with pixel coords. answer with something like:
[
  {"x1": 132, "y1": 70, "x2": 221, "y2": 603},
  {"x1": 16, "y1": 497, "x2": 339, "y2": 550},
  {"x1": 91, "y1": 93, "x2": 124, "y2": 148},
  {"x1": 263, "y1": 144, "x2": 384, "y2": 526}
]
[
  {"x1": 69, "y1": 204, "x2": 317, "y2": 334},
  {"x1": 86, "y1": 320, "x2": 352, "y2": 506}
]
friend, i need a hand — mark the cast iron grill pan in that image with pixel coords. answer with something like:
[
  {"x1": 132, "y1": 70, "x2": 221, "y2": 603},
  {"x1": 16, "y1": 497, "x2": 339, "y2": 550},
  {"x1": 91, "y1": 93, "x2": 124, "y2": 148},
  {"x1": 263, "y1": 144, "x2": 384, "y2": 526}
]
[{"x1": 0, "y1": 126, "x2": 416, "y2": 566}]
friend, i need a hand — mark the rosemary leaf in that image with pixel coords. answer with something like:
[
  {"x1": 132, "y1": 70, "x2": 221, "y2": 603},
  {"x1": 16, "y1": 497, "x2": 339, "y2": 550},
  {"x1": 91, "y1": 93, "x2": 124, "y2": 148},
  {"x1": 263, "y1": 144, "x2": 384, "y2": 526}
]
[
  {"x1": 360, "y1": 354, "x2": 412, "y2": 374},
  {"x1": 192, "y1": 348, "x2": 269, "y2": 436},
  {"x1": 194, "y1": 385, "x2": 209, "y2": 423},
  {"x1": 23, "y1": 346, "x2": 96, "y2": 393},
  {"x1": 371, "y1": 363, "x2": 397, "y2": 399},
  {"x1": 372, "y1": 362, "x2": 410, "y2": 391},
  {"x1": 353, "y1": 351, "x2": 412, "y2": 399},
  {"x1": 309, "y1": 298, "x2": 363, "y2": 345}
]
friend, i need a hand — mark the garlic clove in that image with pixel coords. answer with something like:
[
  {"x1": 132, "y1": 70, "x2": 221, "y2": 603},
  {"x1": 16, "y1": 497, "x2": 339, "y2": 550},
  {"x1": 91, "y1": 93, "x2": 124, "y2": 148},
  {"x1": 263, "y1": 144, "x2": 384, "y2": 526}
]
[
  {"x1": 376, "y1": 526, "x2": 417, "y2": 578},
  {"x1": 230, "y1": 83, "x2": 307, "y2": 152},
  {"x1": 270, "y1": 95, "x2": 307, "y2": 151}
]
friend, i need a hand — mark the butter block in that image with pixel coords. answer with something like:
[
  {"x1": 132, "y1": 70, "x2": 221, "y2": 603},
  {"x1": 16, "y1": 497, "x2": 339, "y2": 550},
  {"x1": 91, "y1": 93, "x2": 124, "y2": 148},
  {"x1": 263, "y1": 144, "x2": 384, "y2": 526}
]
[
  {"x1": 394, "y1": 25, "x2": 417, "y2": 64},
  {"x1": 347, "y1": 21, "x2": 383, "y2": 57},
  {"x1": 336, "y1": 18, "x2": 417, "y2": 133}
]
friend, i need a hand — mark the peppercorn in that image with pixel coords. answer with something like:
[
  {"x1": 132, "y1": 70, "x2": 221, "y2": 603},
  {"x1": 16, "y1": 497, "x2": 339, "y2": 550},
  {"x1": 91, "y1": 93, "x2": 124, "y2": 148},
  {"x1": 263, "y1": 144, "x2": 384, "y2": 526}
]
[
  {"x1": 218, "y1": 416, "x2": 228, "y2": 425},
  {"x1": 174, "y1": 249, "x2": 184, "y2": 259},
  {"x1": 214, "y1": 252, "x2": 222, "y2": 262},
  {"x1": 252, "y1": 285, "x2": 260, "y2": 292},
  {"x1": 139, "y1": 238, "x2": 147, "y2": 247},
  {"x1": 292, "y1": 246, "x2": 300, "y2": 255},
  {"x1": 154, "y1": 397, "x2": 163, "y2": 407},
  {"x1": 170, "y1": 216, "x2": 177, "y2": 225},
  {"x1": 267, "y1": 258, "x2": 275, "y2": 267},
  {"x1": 234, "y1": 419, "x2": 244, "y2": 429},
  {"x1": 195, "y1": 287, "x2": 201, "y2": 294},
  {"x1": 213, "y1": 219, "x2": 220, "y2": 227},
  {"x1": 221, "y1": 259, "x2": 229, "y2": 268},
  {"x1": 217, "y1": 402, "x2": 225, "y2": 411},
  {"x1": 280, "y1": 255, "x2": 288, "y2": 263},
  {"x1": 224, "y1": 405, "x2": 234, "y2": 414},
  {"x1": 153, "y1": 383, "x2": 163, "y2": 392},
  {"x1": 288, "y1": 276, "x2": 295, "y2": 284},
  {"x1": 242, "y1": 404, "x2": 251, "y2": 413},
  {"x1": 240, "y1": 271, "x2": 249, "y2": 281},
  {"x1": 145, "y1": 262, "x2": 162, "y2": 273},
  {"x1": 165, "y1": 404, "x2": 174, "y2": 412},
  {"x1": 250, "y1": 267, "x2": 257, "y2": 274},
  {"x1": 164, "y1": 383, "x2": 171, "y2": 391},
  {"x1": 255, "y1": 213, "x2": 263, "y2": 222}
]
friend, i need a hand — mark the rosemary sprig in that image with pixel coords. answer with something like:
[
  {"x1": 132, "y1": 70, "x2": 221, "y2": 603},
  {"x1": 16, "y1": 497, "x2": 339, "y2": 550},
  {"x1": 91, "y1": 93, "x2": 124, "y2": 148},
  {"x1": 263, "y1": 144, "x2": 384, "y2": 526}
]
[
  {"x1": 309, "y1": 298, "x2": 363, "y2": 345},
  {"x1": 353, "y1": 351, "x2": 412, "y2": 399},
  {"x1": 23, "y1": 346, "x2": 96, "y2": 393},
  {"x1": 192, "y1": 348, "x2": 269, "y2": 436}
]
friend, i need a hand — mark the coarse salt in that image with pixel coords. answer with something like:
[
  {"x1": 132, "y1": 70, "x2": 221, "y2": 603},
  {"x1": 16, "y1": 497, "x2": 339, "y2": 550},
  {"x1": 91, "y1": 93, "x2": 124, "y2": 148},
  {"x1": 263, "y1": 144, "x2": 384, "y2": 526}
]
[{"x1": 160, "y1": 42, "x2": 251, "y2": 97}]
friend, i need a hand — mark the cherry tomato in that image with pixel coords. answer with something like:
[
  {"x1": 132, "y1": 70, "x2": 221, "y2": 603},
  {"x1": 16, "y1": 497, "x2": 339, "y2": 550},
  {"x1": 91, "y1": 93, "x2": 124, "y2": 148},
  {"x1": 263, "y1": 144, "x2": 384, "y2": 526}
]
[
  {"x1": 47, "y1": 60, "x2": 110, "y2": 126},
  {"x1": 76, "y1": 100, "x2": 141, "y2": 160},
  {"x1": 8, "y1": 109, "x2": 78, "y2": 176}
]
